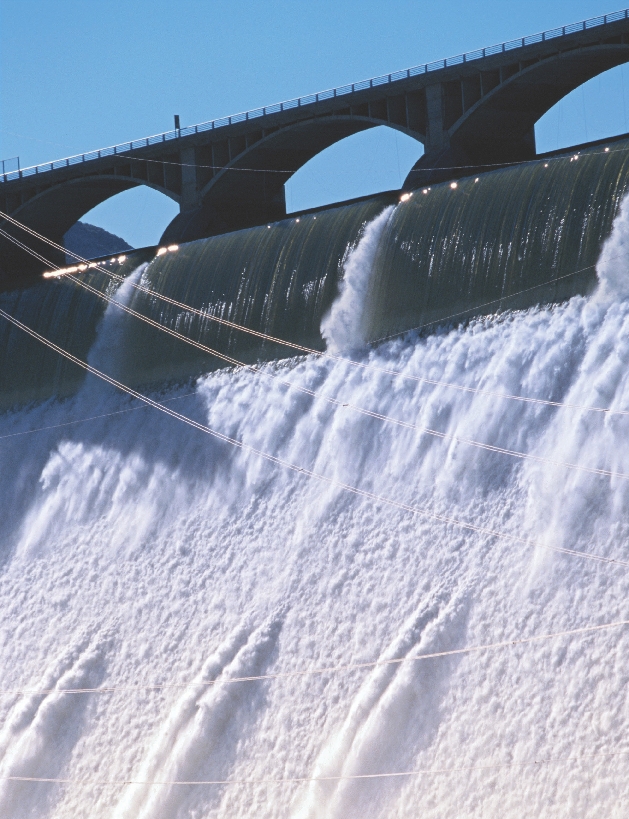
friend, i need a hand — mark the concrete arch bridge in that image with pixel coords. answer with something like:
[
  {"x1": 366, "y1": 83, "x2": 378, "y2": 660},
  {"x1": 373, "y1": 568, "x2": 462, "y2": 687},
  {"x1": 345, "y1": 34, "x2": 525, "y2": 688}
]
[{"x1": 2, "y1": 8, "x2": 629, "y2": 282}]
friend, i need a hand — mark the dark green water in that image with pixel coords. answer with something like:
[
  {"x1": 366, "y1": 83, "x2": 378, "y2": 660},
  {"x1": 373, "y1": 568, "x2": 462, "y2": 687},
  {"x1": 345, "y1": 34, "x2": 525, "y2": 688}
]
[
  {"x1": 2, "y1": 139, "x2": 629, "y2": 408},
  {"x1": 371, "y1": 144, "x2": 629, "y2": 338}
]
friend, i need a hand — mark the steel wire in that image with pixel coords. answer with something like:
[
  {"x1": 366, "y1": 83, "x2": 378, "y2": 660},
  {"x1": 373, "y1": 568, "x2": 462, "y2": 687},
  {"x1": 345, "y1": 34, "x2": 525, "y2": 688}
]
[
  {"x1": 0, "y1": 304, "x2": 626, "y2": 569},
  {"x1": 2, "y1": 209, "x2": 626, "y2": 419},
  {"x1": 2, "y1": 227, "x2": 628, "y2": 484}
]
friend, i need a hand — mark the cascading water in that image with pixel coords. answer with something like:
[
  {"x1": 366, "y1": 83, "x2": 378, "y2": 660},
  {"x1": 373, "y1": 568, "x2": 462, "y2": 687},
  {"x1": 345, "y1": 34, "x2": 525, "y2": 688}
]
[
  {"x1": 321, "y1": 206, "x2": 395, "y2": 353},
  {"x1": 4, "y1": 136, "x2": 629, "y2": 409},
  {"x1": 2, "y1": 141, "x2": 629, "y2": 817}
]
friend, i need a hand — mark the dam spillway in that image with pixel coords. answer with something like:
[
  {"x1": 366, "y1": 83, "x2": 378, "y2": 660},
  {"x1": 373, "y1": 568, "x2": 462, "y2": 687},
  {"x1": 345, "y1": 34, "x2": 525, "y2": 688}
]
[
  {"x1": 2, "y1": 136, "x2": 629, "y2": 818},
  {"x1": 2, "y1": 137, "x2": 629, "y2": 408}
]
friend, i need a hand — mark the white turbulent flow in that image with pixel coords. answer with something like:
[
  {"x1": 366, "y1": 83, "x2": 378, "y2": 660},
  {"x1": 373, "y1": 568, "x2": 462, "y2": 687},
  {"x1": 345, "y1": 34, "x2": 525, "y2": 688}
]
[
  {"x1": 321, "y1": 205, "x2": 395, "y2": 353},
  {"x1": 2, "y1": 203, "x2": 629, "y2": 819}
]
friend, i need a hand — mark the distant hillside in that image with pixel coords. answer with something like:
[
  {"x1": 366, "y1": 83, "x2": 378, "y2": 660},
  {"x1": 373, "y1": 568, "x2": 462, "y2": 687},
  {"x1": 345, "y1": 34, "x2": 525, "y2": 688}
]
[{"x1": 64, "y1": 221, "x2": 133, "y2": 262}]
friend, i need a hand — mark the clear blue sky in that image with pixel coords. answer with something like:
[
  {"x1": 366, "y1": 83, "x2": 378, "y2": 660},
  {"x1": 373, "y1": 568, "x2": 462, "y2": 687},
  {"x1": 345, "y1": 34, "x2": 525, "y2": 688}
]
[{"x1": 2, "y1": 0, "x2": 629, "y2": 247}]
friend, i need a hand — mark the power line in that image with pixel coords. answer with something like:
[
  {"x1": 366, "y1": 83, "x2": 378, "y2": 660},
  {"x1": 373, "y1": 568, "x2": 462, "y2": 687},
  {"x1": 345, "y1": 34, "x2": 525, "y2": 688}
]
[
  {"x1": 0, "y1": 141, "x2": 586, "y2": 179},
  {"x1": 72, "y1": 247, "x2": 629, "y2": 413},
  {"x1": 0, "y1": 618, "x2": 626, "y2": 698},
  {"x1": 3, "y1": 227, "x2": 629, "y2": 485},
  {"x1": 2, "y1": 209, "x2": 627, "y2": 419},
  {"x1": 67, "y1": 140, "x2": 629, "y2": 178},
  {"x1": 68, "y1": 247, "x2": 629, "y2": 415},
  {"x1": 0, "y1": 305, "x2": 626, "y2": 569},
  {"x1": 368, "y1": 260, "x2": 599, "y2": 345},
  {"x1": 3, "y1": 747, "x2": 629, "y2": 788},
  {"x1": 0, "y1": 391, "x2": 199, "y2": 441},
  {"x1": 0, "y1": 210, "x2": 608, "y2": 401},
  {"x1": 1, "y1": 222, "x2": 627, "y2": 795}
]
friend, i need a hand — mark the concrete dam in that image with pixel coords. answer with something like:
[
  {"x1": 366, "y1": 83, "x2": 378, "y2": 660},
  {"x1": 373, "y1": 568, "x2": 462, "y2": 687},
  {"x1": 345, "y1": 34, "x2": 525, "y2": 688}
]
[
  {"x1": 2, "y1": 132, "x2": 629, "y2": 407},
  {"x1": 3, "y1": 13, "x2": 629, "y2": 817}
]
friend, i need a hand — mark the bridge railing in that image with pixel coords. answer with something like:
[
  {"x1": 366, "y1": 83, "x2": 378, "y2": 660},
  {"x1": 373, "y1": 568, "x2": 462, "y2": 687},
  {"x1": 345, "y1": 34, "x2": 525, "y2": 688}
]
[{"x1": 3, "y1": 7, "x2": 629, "y2": 183}]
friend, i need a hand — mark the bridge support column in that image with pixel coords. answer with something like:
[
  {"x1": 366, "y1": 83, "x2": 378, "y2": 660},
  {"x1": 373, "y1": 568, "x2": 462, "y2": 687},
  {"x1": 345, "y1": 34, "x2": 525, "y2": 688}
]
[
  {"x1": 179, "y1": 146, "x2": 200, "y2": 213},
  {"x1": 161, "y1": 147, "x2": 288, "y2": 245},
  {"x1": 404, "y1": 83, "x2": 471, "y2": 187},
  {"x1": 425, "y1": 83, "x2": 449, "y2": 156},
  {"x1": 160, "y1": 145, "x2": 228, "y2": 245}
]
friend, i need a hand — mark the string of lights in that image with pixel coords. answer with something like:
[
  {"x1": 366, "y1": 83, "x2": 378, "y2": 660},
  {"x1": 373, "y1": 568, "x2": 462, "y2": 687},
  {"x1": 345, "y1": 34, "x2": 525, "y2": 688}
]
[
  {"x1": 2, "y1": 209, "x2": 624, "y2": 419},
  {"x1": 2, "y1": 225, "x2": 628, "y2": 485}
]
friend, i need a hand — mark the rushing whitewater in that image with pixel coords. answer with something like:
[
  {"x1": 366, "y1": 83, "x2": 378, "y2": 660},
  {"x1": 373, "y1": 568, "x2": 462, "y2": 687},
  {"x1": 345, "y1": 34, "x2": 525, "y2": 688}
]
[
  {"x1": 321, "y1": 206, "x2": 395, "y2": 353},
  {"x1": 5, "y1": 137, "x2": 629, "y2": 409},
  {"x1": 3, "y1": 192, "x2": 629, "y2": 817}
]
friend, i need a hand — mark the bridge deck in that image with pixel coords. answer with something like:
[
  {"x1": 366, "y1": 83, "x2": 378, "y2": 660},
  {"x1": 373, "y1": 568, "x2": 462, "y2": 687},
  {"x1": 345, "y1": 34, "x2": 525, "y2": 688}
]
[
  {"x1": 3, "y1": 8, "x2": 629, "y2": 283},
  {"x1": 3, "y1": 7, "x2": 629, "y2": 186}
]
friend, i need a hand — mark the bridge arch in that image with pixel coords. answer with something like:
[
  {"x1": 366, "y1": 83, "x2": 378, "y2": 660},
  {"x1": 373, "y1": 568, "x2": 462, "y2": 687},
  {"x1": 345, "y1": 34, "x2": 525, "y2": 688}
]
[
  {"x1": 285, "y1": 125, "x2": 424, "y2": 212},
  {"x1": 405, "y1": 41, "x2": 629, "y2": 184},
  {"x1": 455, "y1": 44, "x2": 629, "y2": 162},
  {"x1": 11, "y1": 175, "x2": 179, "y2": 244},
  {"x1": 535, "y1": 62, "x2": 629, "y2": 151},
  {"x1": 2, "y1": 175, "x2": 179, "y2": 278},
  {"x1": 161, "y1": 114, "x2": 425, "y2": 243}
]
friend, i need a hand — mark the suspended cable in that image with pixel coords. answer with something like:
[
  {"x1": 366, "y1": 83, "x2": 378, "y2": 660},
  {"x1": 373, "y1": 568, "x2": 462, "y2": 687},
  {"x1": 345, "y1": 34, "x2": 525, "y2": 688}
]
[
  {"x1": 3, "y1": 747, "x2": 629, "y2": 788},
  {"x1": 15, "y1": 140, "x2": 626, "y2": 180},
  {"x1": 368, "y1": 260, "x2": 599, "y2": 345},
  {"x1": 0, "y1": 228, "x2": 52, "y2": 268},
  {"x1": 2, "y1": 209, "x2": 627, "y2": 420},
  {"x1": 0, "y1": 618, "x2": 626, "y2": 698},
  {"x1": 3, "y1": 228, "x2": 629, "y2": 484},
  {"x1": 120, "y1": 142, "x2": 629, "y2": 178},
  {"x1": 0, "y1": 391, "x2": 200, "y2": 441},
  {"x1": 72, "y1": 250, "x2": 629, "y2": 415},
  {"x1": 0, "y1": 305, "x2": 626, "y2": 569}
]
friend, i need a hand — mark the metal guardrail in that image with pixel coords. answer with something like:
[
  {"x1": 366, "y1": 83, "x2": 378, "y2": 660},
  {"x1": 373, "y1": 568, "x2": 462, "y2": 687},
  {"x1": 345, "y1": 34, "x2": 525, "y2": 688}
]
[{"x1": 3, "y1": 7, "x2": 628, "y2": 184}]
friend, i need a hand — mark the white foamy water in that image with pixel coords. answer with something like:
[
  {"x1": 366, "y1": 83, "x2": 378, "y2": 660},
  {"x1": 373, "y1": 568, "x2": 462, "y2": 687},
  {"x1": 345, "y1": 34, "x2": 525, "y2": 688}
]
[
  {"x1": 321, "y1": 205, "x2": 394, "y2": 353},
  {"x1": 2, "y1": 206, "x2": 629, "y2": 818}
]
